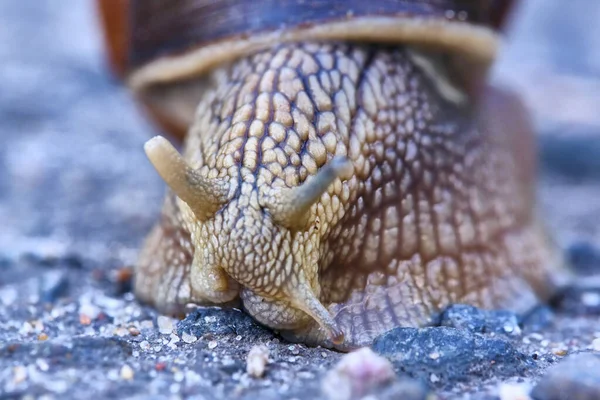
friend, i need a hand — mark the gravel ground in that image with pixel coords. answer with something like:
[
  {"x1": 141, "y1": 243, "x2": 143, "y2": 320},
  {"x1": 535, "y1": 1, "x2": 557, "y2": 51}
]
[{"x1": 1, "y1": 1, "x2": 599, "y2": 399}]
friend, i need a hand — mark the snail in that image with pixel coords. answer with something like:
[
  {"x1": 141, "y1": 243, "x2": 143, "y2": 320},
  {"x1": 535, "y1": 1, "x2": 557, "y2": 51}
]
[{"x1": 97, "y1": 0, "x2": 570, "y2": 350}]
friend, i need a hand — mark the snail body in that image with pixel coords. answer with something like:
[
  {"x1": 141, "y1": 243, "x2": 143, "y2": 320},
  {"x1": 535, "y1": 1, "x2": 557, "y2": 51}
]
[{"x1": 98, "y1": 0, "x2": 569, "y2": 349}]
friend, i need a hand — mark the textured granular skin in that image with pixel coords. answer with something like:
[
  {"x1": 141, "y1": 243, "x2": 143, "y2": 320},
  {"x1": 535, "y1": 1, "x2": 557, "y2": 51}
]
[{"x1": 135, "y1": 42, "x2": 566, "y2": 350}]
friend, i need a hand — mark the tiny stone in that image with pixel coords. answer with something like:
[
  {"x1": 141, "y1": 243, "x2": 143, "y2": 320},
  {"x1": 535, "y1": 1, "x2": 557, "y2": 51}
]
[
  {"x1": 79, "y1": 314, "x2": 92, "y2": 326},
  {"x1": 181, "y1": 332, "x2": 197, "y2": 344},
  {"x1": 155, "y1": 362, "x2": 167, "y2": 371},
  {"x1": 114, "y1": 327, "x2": 129, "y2": 337},
  {"x1": 140, "y1": 320, "x2": 154, "y2": 330},
  {"x1": 531, "y1": 353, "x2": 600, "y2": 400},
  {"x1": 208, "y1": 340, "x2": 218, "y2": 349},
  {"x1": 170, "y1": 383, "x2": 181, "y2": 394},
  {"x1": 31, "y1": 320, "x2": 44, "y2": 332},
  {"x1": 157, "y1": 316, "x2": 174, "y2": 334},
  {"x1": 498, "y1": 383, "x2": 532, "y2": 400},
  {"x1": 79, "y1": 302, "x2": 100, "y2": 319},
  {"x1": 120, "y1": 365, "x2": 134, "y2": 380},
  {"x1": 440, "y1": 304, "x2": 521, "y2": 337},
  {"x1": 582, "y1": 292, "x2": 600, "y2": 307},
  {"x1": 529, "y1": 333, "x2": 544, "y2": 341},
  {"x1": 430, "y1": 373, "x2": 440, "y2": 383},
  {"x1": 128, "y1": 327, "x2": 140, "y2": 336},
  {"x1": 174, "y1": 370, "x2": 185, "y2": 382},
  {"x1": 37, "y1": 333, "x2": 48, "y2": 341},
  {"x1": 247, "y1": 345, "x2": 270, "y2": 378},
  {"x1": 552, "y1": 348, "x2": 568, "y2": 356},
  {"x1": 139, "y1": 341, "x2": 150, "y2": 350},
  {"x1": 39, "y1": 271, "x2": 69, "y2": 303},
  {"x1": 322, "y1": 347, "x2": 395, "y2": 400},
  {"x1": 36, "y1": 359, "x2": 49, "y2": 372},
  {"x1": 13, "y1": 366, "x2": 27, "y2": 384},
  {"x1": 19, "y1": 321, "x2": 33, "y2": 335}
]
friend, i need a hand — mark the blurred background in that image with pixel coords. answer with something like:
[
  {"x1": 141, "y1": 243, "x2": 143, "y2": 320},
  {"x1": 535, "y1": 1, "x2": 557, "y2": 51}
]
[{"x1": 0, "y1": 0, "x2": 599, "y2": 275}]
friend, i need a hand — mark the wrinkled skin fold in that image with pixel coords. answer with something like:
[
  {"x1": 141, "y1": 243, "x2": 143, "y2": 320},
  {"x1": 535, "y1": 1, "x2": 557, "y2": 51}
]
[{"x1": 135, "y1": 42, "x2": 569, "y2": 350}]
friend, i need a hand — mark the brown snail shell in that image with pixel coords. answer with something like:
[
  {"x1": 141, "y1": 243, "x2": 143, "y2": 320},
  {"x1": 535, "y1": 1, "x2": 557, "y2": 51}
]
[
  {"x1": 98, "y1": 0, "x2": 514, "y2": 140},
  {"x1": 97, "y1": 0, "x2": 570, "y2": 350}
]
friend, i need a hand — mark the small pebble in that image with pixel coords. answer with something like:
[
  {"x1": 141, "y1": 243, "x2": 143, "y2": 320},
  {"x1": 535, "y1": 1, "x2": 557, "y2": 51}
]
[
  {"x1": 19, "y1": 321, "x2": 33, "y2": 335},
  {"x1": 181, "y1": 332, "x2": 197, "y2": 344},
  {"x1": 120, "y1": 365, "x2": 134, "y2": 380},
  {"x1": 246, "y1": 345, "x2": 270, "y2": 378},
  {"x1": 114, "y1": 267, "x2": 133, "y2": 294},
  {"x1": 79, "y1": 302, "x2": 100, "y2": 319},
  {"x1": 173, "y1": 370, "x2": 185, "y2": 382},
  {"x1": 140, "y1": 320, "x2": 154, "y2": 330},
  {"x1": 114, "y1": 327, "x2": 129, "y2": 337},
  {"x1": 31, "y1": 320, "x2": 44, "y2": 332},
  {"x1": 139, "y1": 341, "x2": 150, "y2": 351},
  {"x1": 531, "y1": 353, "x2": 600, "y2": 400},
  {"x1": 582, "y1": 292, "x2": 600, "y2": 307},
  {"x1": 208, "y1": 340, "x2": 218, "y2": 349},
  {"x1": 39, "y1": 271, "x2": 69, "y2": 303},
  {"x1": 13, "y1": 366, "x2": 27, "y2": 384},
  {"x1": 157, "y1": 316, "x2": 174, "y2": 334},
  {"x1": 79, "y1": 314, "x2": 92, "y2": 326},
  {"x1": 128, "y1": 327, "x2": 140, "y2": 336},
  {"x1": 322, "y1": 347, "x2": 396, "y2": 400},
  {"x1": 498, "y1": 383, "x2": 532, "y2": 400},
  {"x1": 37, "y1": 333, "x2": 48, "y2": 341},
  {"x1": 529, "y1": 333, "x2": 544, "y2": 341},
  {"x1": 552, "y1": 348, "x2": 568, "y2": 356},
  {"x1": 36, "y1": 359, "x2": 49, "y2": 372}
]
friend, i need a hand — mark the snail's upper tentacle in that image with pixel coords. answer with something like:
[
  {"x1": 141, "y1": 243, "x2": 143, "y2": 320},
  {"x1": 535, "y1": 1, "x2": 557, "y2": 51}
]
[
  {"x1": 264, "y1": 157, "x2": 353, "y2": 230},
  {"x1": 144, "y1": 135, "x2": 231, "y2": 221}
]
